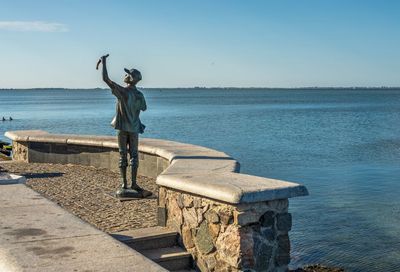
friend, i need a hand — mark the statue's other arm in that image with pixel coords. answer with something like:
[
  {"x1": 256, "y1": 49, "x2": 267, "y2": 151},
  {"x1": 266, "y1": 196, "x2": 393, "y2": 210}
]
[{"x1": 141, "y1": 95, "x2": 147, "y2": 111}]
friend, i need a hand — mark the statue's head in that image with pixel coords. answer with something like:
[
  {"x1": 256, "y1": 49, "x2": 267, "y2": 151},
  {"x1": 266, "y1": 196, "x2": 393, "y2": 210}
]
[{"x1": 124, "y1": 68, "x2": 142, "y2": 85}]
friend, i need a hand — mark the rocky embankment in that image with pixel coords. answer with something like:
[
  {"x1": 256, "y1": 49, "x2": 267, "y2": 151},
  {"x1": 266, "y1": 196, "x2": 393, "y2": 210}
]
[{"x1": 291, "y1": 264, "x2": 345, "y2": 271}]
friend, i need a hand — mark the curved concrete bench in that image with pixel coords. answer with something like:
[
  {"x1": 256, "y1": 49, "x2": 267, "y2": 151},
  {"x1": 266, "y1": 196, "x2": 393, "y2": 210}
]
[
  {"x1": 5, "y1": 130, "x2": 308, "y2": 272},
  {"x1": 5, "y1": 130, "x2": 307, "y2": 204}
]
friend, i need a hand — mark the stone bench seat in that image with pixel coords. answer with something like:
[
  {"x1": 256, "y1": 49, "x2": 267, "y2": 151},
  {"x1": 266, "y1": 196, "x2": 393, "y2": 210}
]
[{"x1": 5, "y1": 130, "x2": 308, "y2": 204}]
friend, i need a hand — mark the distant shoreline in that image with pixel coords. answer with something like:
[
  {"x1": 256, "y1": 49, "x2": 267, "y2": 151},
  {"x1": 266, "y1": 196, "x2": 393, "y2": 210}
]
[{"x1": 1, "y1": 87, "x2": 400, "y2": 91}]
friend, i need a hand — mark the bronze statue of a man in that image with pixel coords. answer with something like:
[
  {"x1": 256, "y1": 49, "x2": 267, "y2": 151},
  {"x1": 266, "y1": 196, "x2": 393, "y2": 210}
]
[{"x1": 99, "y1": 54, "x2": 149, "y2": 198}]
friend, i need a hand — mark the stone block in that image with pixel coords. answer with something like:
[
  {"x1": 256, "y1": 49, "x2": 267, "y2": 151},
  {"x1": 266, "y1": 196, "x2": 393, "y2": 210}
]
[
  {"x1": 205, "y1": 254, "x2": 217, "y2": 270},
  {"x1": 167, "y1": 197, "x2": 183, "y2": 231},
  {"x1": 140, "y1": 155, "x2": 158, "y2": 178},
  {"x1": 12, "y1": 142, "x2": 28, "y2": 162},
  {"x1": 47, "y1": 153, "x2": 68, "y2": 164},
  {"x1": 156, "y1": 157, "x2": 168, "y2": 175},
  {"x1": 197, "y1": 209, "x2": 205, "y2": 225},
  {"x1": 158, "y1": 187, "x2": 166, "y2": 208},
  {"x1": 66, "y1": 153, "x2": 80, "y2": 165},
  {"x1": 261, "y1": 227, "x2": 276, "y2": 242},
  {"x1": 276, "y1": 213, "x2": 292, "y2": 232},
  {"x1": 254, "y1": 242, "x2": 273, "y2": 271},
  {"x1": 209, "y1": 222, "x2": 220, "y2": 240},
  {"x1": 193, "y1": 198, "x2": 202, "y2": 208},
  {"x1": 196, "y1": 256, "x2": 209, "y2": 272},
  {"x1": 260, "y1": 211, "x2": 275, "y2": 227},
  {"x1": 177, "y1": 194, "x2": 184, "y2": 209},
  {"x1": 234, "y1": 210, "x2": 260, "y2": 226},
  {"x1": 183, "y1": 208, "x2": 198, "y2": 227},
  {"x1": 238, "y1": 225, "x2": 257, "y2": 268},
  {"x1": 109, "y1": 151, "x2": 120, "y2": 172},
  {"x1": 157, "y1": 207, "x2": 166, "y2": 227},
  {"x1": 183, "y1": 195, "x2": 194, "y2": 208},
  {"x1": 138, "y1": 164, "x2": 146, "y2": 177},
  {"x1": 182, "y1": 225, "x2": 194, "y2": 249},
  {"x1": 276, "y1": 234, "x2": 290, "y2": 266},
  {"x1": 237, "y1": 202, "x2": 268, "y2": 213},
  {"x1": 275, "y1": 254, "x2": 291, "y2": 267},
  {"x1": 268, "y1": 199, "x2": 289, "y2": 213},
  {"x1": 143, "y1": 153, "x2": 157, "y2": 166},
  {"x1": 205, "y1": 210, "x2": 219, "y2": 224},
  {"x1": 77, "y1": 153, "x2": 91, "y2": 166},
  {"x1": 275, "y1": 266, "x2": 290, "y2": 272},
  {"x1": 162, "y1": 158, "x2": 169, "y2": 171},
  {"x1": 218, "y1": 207, "x2": 234, "y2": 225},
  {"x1": 215, "y1": 259, "x2": 232, "y2": 272},
  {"x1": 195, "y1": 221, "x2": 215, "y2": 254},
  {"x1": 28, "y1": 149, "x2": 46, "y2": 163},
  {"x1": 89, "y1": 152, "x2": 109, "y2": 169},
  {"x1": 215, "y1": 225, "x2": 240, "y2": 268},
  {"x1": 98, "y1": 152, "x2": 111, "y2": 169},
  {"x1": 277, "y1": 234, "x2": 290, "y2": 253}
]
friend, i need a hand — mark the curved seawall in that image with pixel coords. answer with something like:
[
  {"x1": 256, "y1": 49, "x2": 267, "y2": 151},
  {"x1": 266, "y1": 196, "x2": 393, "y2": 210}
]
[{"x1": 6, "y1": 130, "x2": 308, "y2": 271}]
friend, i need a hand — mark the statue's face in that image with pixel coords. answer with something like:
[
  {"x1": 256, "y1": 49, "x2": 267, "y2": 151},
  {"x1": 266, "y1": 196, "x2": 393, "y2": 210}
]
[{"x1": 124, "y1": 74, "x2": 133, "y2": 84}]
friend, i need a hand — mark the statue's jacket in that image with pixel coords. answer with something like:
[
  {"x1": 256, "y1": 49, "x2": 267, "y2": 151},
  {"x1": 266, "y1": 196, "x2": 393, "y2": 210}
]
[{"x1": 109, "y1": 82, "x2": 147, "y2": 134}]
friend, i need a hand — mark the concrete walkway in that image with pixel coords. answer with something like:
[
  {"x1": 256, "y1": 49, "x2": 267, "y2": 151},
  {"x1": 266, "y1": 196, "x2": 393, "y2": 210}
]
[{"x1": 0, "y1": 181, "x2": 167, "y2": 271}]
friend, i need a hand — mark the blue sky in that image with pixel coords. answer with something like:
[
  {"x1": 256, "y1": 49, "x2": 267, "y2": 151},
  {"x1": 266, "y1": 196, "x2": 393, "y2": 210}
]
[{"x1": 0, "y1": 0, "x2": 399, "y2": 88}]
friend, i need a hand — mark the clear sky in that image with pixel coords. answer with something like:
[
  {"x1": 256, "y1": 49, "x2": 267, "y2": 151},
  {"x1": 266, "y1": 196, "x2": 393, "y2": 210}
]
[{"x1": 1, "y1": 0, "x2": 399, "y2": 88}]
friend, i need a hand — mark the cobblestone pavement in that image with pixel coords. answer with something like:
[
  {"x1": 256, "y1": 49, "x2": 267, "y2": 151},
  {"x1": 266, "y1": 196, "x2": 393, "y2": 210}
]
[{"x1": 0, "y1": 162, "x2": 158, "y2": 233}]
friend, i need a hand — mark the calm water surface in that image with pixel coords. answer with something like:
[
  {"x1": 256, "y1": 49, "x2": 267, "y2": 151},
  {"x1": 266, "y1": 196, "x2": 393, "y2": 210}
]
[{"x1": 1, "y1": 88, "x2": 400, "y2": 271}]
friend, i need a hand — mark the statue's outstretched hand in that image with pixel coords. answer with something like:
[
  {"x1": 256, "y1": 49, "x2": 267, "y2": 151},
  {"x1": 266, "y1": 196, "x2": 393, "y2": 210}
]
[{"x1": 96, "y1": 54, "x2": 109, "y2": 70}]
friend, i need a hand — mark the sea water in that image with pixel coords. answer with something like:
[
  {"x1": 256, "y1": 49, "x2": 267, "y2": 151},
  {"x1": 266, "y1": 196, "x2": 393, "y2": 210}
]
[{"x1": 1, "y1": 88, "x2": 399, "y2": 272}]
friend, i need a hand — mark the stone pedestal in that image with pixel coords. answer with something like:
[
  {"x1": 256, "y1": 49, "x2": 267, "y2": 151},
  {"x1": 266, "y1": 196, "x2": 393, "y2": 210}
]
[
  {"x1": 115, "y1": 187, "x2": 152, "y2": 200},
  {"x1": 159, "y1": 187, "x2": 292, "y2": 272}
]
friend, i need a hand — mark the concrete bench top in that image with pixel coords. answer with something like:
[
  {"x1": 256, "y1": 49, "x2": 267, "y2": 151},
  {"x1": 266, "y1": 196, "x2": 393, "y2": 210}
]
[
  {"x1": 5, "y1": 130, "x2": 308, "y2": 204},
  {"x1": 0, "y1": 183, "x2": 167, "y2": 272}
]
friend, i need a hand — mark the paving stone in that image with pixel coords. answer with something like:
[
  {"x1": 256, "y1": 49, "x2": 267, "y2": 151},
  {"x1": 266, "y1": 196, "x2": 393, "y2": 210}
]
[{"x1": 0, "y1": 162, "x2": 159, "y2": 233}]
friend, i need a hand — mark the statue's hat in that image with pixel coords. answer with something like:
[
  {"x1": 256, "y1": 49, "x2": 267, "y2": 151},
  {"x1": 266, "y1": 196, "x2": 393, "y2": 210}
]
[{"x1": 124, "y1": 68, "x2": 142, "y2": 81}]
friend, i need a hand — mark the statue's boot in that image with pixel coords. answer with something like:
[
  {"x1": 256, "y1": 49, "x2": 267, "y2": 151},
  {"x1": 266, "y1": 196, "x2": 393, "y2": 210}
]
[
  {"x1": 130, "y1": 166, "x2": 151, "y2": 198},
  {"x1": 120, "y1": 167, "x2": 128, "y2": 189},
  {"x1": 116, "y1": 166, "x2": 141, "y2": 198}
]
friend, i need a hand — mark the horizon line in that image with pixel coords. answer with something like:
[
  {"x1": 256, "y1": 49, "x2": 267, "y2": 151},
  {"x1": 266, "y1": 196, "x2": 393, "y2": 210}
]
[{"x1": 1, "y1": 86, "x2": 400, "y2": 90}]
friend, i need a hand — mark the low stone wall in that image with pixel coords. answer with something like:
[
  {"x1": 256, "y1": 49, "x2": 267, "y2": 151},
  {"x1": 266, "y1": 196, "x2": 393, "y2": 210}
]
[
  {"x1": 5, "y1": 130, "x2": 308, "y2": 272},
  {"x1": 160, "y1": 188, "x2": 291, "y2": 271},
  {"x1": 11, "y1": 139, "x2": 169, "y2": 178}
]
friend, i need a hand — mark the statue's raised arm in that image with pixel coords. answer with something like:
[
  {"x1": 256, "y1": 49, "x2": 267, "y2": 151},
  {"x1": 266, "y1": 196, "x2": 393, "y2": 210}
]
[{"x1": 97, "y1": 54, "x2": 114, "y2": 88}]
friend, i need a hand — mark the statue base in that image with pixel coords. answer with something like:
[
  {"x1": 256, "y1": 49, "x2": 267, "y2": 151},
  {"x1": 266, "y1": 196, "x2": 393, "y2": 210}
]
[{"x1": 115, "y1": 188, "x2": 152, "y2": 200}]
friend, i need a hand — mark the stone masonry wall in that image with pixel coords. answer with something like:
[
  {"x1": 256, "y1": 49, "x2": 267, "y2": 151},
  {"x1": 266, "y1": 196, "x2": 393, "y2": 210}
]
[
  {"x1": 12, "y1": 141, "x2": 28, "y2": 162},
  {"x1": 159, "y1": 187, "x2": 292, "y2": 272}
]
